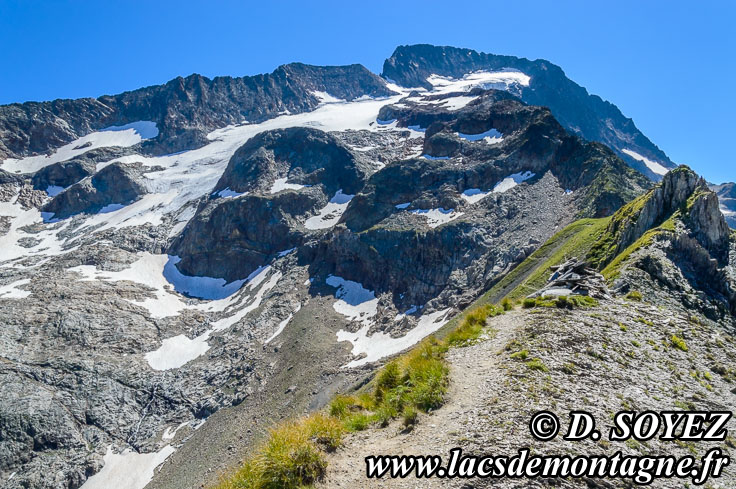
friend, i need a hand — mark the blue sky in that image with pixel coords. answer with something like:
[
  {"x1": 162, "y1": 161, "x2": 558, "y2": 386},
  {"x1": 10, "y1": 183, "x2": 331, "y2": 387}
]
[{"x1": 1, "y1": 1, "x2": 733, "y2": 182}]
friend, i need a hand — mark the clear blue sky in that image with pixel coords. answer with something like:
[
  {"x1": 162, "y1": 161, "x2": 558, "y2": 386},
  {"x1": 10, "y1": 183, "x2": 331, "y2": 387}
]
[{"x1": 1, "y1": 1, "x2": 733, "y2": 182}]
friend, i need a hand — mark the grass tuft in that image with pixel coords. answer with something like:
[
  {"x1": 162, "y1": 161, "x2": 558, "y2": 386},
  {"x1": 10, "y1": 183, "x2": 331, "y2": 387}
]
[{"x1": 625, "y1": 290, "x2": 643, "y2": 301}]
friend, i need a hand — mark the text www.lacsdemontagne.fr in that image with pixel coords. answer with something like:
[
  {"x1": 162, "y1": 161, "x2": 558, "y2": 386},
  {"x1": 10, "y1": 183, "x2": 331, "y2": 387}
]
[{"x1": 364, "y1": 448, "x2": 729, "y2": 485}]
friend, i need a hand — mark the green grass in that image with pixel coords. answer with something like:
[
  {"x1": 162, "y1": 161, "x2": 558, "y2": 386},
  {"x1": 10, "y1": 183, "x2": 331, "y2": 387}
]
[
  {"x1": 480, "y1": 218, "x2": 610, "y2": 303},
  {"x1": 214, "y1": 413, "x2": 342, "y2": 489},
  {"x1": 521, "y1": 295, "x2": 598, "y2": 310},
  {"x1": 445, "y1": 303, "x2": 503, "y2": 346},
  {"x1": 526, "y1": 358, "x2": 549, "y2": 372}
]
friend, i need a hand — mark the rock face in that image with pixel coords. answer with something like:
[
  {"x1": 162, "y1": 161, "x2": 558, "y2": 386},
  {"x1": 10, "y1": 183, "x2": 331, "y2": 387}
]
[
  {"x1": 30, "y1": 147, "x2": 136, "y2": 191},
  {"x1": 588, "y1": 166, "x2": 735, "y2": 316},
  {"x1": 42, "y1": 162, "x2": 147, "y2": 219},
  {"x1": 382, "y1": 44, "x2": 675, "y2": 179},
  {"x1": 592, "y1": 166, "x2": 730, "y2": 267}
]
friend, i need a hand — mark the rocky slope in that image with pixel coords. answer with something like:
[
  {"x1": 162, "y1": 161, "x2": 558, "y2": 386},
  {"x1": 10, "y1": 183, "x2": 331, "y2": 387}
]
[{"x1": 0, "y1": 46, "x2": 731, "y2": 489}]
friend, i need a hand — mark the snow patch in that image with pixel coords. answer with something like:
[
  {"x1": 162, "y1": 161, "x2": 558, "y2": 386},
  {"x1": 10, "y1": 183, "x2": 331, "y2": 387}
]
[
  {"x1": 426, "y1": 70, "x2": 530, "y2": 95},
  {"x1": 70, "y1": 253, "x2": 189, "y2": 318},
  {"x1": 337, "y1": 308, "x2": 452, "y2": 368},
  {"x1": 162, "y1": 422, "x2": 189, "y2": 441},
  {"x1": 163, "y1": 256, "x2": 246, "y2": 300},
  {"x1": 421, "y1": 154, "x2": 450, "y2": 160},
  {"x1": 410, "y1": 208, "x2": 464, "y2": 228},
  {"x1": 98, "y1": 203, "x2": 126, "y2": 214},
  {"x1": 215, "y1": 187, "x2": 245, "y2": 198},
  {"x1": 1, "y1": 121, "x2": 158, "y2": 174},
  {"x1": 304, "y1": 190, "x2": 354, "y2": 230},
  {"x1": 145, "y1": 268, "x2": 281, "y2": 370},
  {"x1": 270, "y1": 177, "x2": 306, "y2": 194},
  {"x1": 461, "y1": 188, "x2": 491, "y2": 204},
  {"x1": 440, "y1": 95, "x2": 478, "y2": 110},
  {"x1": 312, "y1": 91, "x2": 343, "y2": 104},
  {"x1": 622, "y1": 149, "x2": 669, "y2": 176},
  {"x1": 265, "y1": 304, "x2": 302, "y2": 344},
  {"x1": 79, "y1": 444, "x2": 174, "y2": 489},
  {"x1": 326, "y1": 276, "x2": 379, "y2": 326},
  {"x1": 46, "y1": 185, "x2": 65, "y2": 197},
  {"x1": 457, "y1": 128, "x2": 503, "y2": 144},
  {"x1": 395, "y1": 202, "x2": 411, "y2": 210},
  {"x1": 493, "y1": 171, "x2": 535, "y2": 193}
]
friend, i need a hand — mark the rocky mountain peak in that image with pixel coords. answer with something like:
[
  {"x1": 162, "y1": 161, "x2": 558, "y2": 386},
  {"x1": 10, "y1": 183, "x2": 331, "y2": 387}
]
[{"x1": 382, "y1": 44, "x2": 675, "y2": 180}]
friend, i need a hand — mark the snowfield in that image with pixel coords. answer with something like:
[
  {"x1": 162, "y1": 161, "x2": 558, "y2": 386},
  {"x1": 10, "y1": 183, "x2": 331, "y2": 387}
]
[
  {"x1": 457, "y1": 128, "x2": 503, "y2": 143},
  {"x1": 1, "y1": 121, "x2": 158, "y2": 174},
  {"x1": 622, "y1": 149, "x2": 669, "y2": 176},
  {"x1": 326, "y1": 275, "x2": 379, "y2": 326},
  {"x1": 492, "y1": 170, "x2": 535, "y2": 193},
  {"x1": 426, "y1": 70, "x2": 531, "y2": 94}
]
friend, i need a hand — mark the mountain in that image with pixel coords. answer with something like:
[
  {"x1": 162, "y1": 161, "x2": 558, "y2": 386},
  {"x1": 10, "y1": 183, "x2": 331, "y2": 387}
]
[
  {"x1": 711, "y1": 181, "x2": 736, "y2": 228},
  {"x1": 383, "y1": 44, "x2": 676, "y2": 180},
  {"x1": 0, "y1": 45, "x2": 732, "y2": 489}
]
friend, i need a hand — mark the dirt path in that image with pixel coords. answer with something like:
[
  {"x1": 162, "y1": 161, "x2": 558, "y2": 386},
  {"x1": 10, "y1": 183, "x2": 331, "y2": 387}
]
[{"x1": 319, "y1": 310, "x2": 525, "y2": 489}]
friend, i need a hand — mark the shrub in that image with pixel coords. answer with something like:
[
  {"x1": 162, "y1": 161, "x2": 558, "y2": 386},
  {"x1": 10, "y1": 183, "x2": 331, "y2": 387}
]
[
  {"x1": 671, "y1": 335, "x2": 689, "y2": 352},
  {"x1": 303, "y1": 413, "x2": 343, "y2": 452},
  {"x1": 372, "y1": 404, "x2": 398, "y2": 427},
  {"x1": 526, "y1": 358, "x2": 549, "y2": 372},
  {"x1": 625, "y1": 290, "x2": 643, "y2": 301},
  {"x1": 375, "y1": 361, "x2": 401, "y2": 393},
  {"x1": 447, "y1": 304, "x2": 503, "y2": 346},
  {"x1": 502, "y1": 298, "x2": 513, "y2": 311},
  {"x1": 510, "y1": 349, "x2": 529, "y2": 361},
  {"x1": 259, "y1": 422, "x2": 327, "y2": 488},
  {"x1": 329, "y1": 395, "x2": 356, "y2": 419},
  {"x1": 522, "y1": 297, "x2": 537, "y2": 308}
]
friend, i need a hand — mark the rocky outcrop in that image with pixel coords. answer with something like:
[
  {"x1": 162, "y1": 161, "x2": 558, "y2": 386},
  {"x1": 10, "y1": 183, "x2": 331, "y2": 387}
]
[
  {"x1": 591, "y1": 166, "x2": 730, "y2": 267},
  {"x1": 171, "y1": 189, "x2": 324, "y2": 281},
  {"x1": 382, "y1": 44, "x2": 674, "y2": 179},
  {"x1": 583, "y1": 166, "x2": 735, "y2": 316},
  {"x1": 170, "y1": 128, "x2": 373, "y2": 281},
  {"x1": 213, "y1": 127, "x2": 371, "y2": 196},
  {"x1": 42, "y1": 162, "x2": 147, "y2": 219}
]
